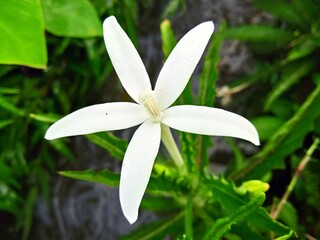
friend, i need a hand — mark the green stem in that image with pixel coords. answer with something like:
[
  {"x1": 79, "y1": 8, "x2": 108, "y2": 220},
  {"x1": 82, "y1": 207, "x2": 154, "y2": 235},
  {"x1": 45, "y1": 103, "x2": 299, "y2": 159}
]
[
  {"x1": 270, "y1": 137, "x2": 319, "y2": 219},
  {"x1": 161, "y1": 124, "x2": 186, "y2": 174}
]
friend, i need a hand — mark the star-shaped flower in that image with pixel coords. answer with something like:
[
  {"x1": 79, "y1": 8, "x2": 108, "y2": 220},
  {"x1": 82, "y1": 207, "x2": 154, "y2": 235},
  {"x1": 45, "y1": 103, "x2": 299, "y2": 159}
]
[{"x1": 45, "y1": 16, "x2": 259, "y2": 224}]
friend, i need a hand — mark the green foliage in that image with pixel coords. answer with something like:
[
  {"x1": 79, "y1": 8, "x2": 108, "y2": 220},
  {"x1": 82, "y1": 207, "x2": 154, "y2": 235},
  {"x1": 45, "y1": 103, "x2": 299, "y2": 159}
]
[
  {"x1": 1, "y1": 0, "x2": 320, "y2": 239},
  {"x1": 59, "y1": 169, "x2": 120, "y2": 186},
  {"x1": 0, "y1": 0, "x2": 47, "y2": 69},
  {"x1": 203, "y1": 193, "x2": 265, "y2": 240},
  {"x1": 41, "y1": 0, "x2": 102, "y2": 37}
]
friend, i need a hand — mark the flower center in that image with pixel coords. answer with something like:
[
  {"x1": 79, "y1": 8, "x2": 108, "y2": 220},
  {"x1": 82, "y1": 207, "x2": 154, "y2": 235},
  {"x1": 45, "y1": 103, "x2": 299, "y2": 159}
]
[{"x1": 139, "y1": 90, "x2": 163, "y2": 122}]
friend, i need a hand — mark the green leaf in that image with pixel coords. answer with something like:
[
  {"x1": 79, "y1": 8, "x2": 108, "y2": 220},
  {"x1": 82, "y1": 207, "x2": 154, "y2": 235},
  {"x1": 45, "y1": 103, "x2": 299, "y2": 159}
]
[
  {"x1": 226, "y1": 25, "x2": 294, "y2": 45},
  {"x1": 120, "y1": 212, "x2": 184, "y2": 240},
  {"x1": 233, "y1": 84, "x2": 320, "y2": 180},
  {"x1": 265, "y1": 59, "x2": 315, "y2": 110},
  {"x1": 0, "y1": 119, "x2": 14, "y2": 130},
  {"x1": 86, "y1": 132, "x2": 127, "y2": 160},
  {"x1": 287, "y1": 37, "x2": 318, "y2": 62},
  {"x1": 0, "y1": 0, "x2": 47, "y2": 68},
  {"x1": 254, "y1": 0, "x2": 306, "y2": 29},
  {"x1": 198, "y1": 20, "x2": 226, "y2": 106},
  {"x1": 29, "y1": 112, "x2": 60, "y2": 123},
  {"x1": 41, "y1": 0, "x2": 102, "y2": 37},
  {"x1": 251, "y1": 116, "x2": 285, "y2": 141},
  {"x1": 141, "y1": 195, "x2": 181, "y2": 212},
  {"x1": 0, "y1": 96, "x2": 25, "y2": 116},
  {"x1": 204, "y1": 177, "x2": 292, "y2": 237},
  {"x1": 203, "y1": 193, "x2": 265, "y2": 240},
  {"x1": 162, "y1": 0, "x2": 185, "y2": 18},
  {"x1": 22, "y1": 187, "x2": 38, "y2": 240},
  {"x1": 160, "y1": 19, "x2": 177, "y2": 60},
  {"x1": 48, "y1": 139, "x2": 74, "y2": 160},
  {"x1": 59, "y1": 169, "x2": 120, "y2": 187}
]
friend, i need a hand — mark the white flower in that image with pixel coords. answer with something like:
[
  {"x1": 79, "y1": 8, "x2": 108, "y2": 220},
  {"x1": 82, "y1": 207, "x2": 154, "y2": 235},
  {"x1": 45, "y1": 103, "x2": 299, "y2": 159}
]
[{"x1": 45, "y1": 16, "x2": 259, "y2": 224}]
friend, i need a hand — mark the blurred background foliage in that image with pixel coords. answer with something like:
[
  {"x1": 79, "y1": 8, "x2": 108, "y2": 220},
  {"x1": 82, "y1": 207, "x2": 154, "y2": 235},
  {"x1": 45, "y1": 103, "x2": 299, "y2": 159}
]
[{"x1": 0, "y1": 0, "x2": 319, "y2": 239}]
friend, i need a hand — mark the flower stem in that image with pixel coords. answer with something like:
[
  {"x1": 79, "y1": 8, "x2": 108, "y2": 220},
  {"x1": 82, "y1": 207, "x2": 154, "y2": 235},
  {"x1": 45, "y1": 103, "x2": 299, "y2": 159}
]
[
  {"x1": 270, "y1": 137, "x2": 319, "y2": 219},
  {"x1": 161, "y1": 124, "x2": 186, "y2": 174}
]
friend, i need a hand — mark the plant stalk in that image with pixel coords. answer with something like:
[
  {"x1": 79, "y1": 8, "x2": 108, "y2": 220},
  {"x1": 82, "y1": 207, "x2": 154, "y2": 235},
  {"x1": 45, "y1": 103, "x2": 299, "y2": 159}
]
[
  {"x1": 161, "y1": 124, "x2": 186, "y2": 174},
  {"x1": 270, "y1": 138, "x2": 319, "y2": 219}
]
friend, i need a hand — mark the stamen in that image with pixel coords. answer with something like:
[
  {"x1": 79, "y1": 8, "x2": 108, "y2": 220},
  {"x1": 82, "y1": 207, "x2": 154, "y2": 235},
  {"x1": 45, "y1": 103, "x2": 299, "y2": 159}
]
[{"x1": 139, "y1": 90, "x2": 163, "y2": 121}]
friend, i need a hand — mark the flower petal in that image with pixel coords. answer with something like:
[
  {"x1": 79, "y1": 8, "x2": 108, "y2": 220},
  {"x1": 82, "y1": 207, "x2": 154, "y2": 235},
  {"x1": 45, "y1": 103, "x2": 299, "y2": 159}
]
[
  {"x1": 103, "y1": 16, "x2": 151, "y2": 103},
  {"x1": 162, "y1": 105, "x2": 260, "y2": 145},
  {"x1": 155, "y1": 21, "x2": 214, "y2": 110},
  {"x1": 120, "y1": 120, "x2": 161, "y2": 224},
  {"x1": 45, "y1": 102, "x2": 149, "y2": 140}
]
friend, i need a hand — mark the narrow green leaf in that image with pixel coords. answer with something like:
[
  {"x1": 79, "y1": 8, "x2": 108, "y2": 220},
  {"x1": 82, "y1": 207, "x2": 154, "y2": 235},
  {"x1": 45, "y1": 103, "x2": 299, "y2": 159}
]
[
  {"x1": 162, "y1": 0, "x2": 184, "y2": 18},
  {"x1": 287, "y1": 37, "x2": 318, "y2": 62},
  {"x1": 226, "y1": 25, "x2": 294, "y2": 44},
  {"x1": 0, "y1": 0, "x2": 47, "y2": 68},
  {"x1": 29, "y1": 113, "x2": 60, "y2": 123},
  {"x1": 291, "y1": 0, "x2": 320, "y2": 26},
  {"x1": 160, "y1": 19, "x2": 177, "y2": 59},
  {"x1": 265, "y1": 59, "x2": 315, "y2": 109},
  {"x1": 41, "y1": 0, "x2": 102, "y2": 37},
  {"x1": 22, "y1": 187, "x2": 38, "y2": 240},
  {"x1": 120, "y1": 212, "x2": 184, "y2": 240},
  {"x1": 274, "y1": 230, "x2": 294, "y2": 240},
  {"x1": 0, "y1": 119, "x2": 14, "y2": 130},
  {"x1": 0, "y1": 96, "x2": 25, "y2": 116},
  {"x1": 204, "y1": 177, "x2": 292, "y2": 237},
  {"x1": 255, "y1": 0, "x2": 306, "y2": 29},
  {"x1": 86, "y1": 132, "x2": 127, "y2": 160},
  {"x1": 0, "y1": 87, "x2": 20, "y2": 95},
  {"x1": 198, "y1": 20, "x2": 226, "y2": 106},
  {"x1": 233, "y1": 84, "x2": 320, "y2": 180},
  {"x1": 59, "y1": 169, "x2": 120, "y2": 187},
  {"x1": 48, "y1": 139, "x2": 74, "y2": 160},
  {"x1": 203, "y1": 193, "x2": 265, "y2": 240}
]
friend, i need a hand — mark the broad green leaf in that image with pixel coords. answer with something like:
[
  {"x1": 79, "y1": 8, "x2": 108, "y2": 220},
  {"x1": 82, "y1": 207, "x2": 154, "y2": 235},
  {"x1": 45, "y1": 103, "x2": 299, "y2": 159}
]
[
  {"x1": 41, "y1": 0, "x2": 102, "y2": 37},
  {"x1": 0, "y1": 0, "x2": 47, "y2": 68},
  {"x1": 226, "y1": 25, "x2": 294, "y2": 45},
  {"x1": 233, "y1": 84, "x2": 320, "y2": 180},
  {"x1": 59, "y1": 169, "x2": 120, "y2": 187},
  {"x1": 204, "y1": 177, "x2": 292, "y2": 237},
  {"x1": 265, "y1": 59, "x2": 315, "y2": 109},
  {"x1": 203, "y1": 193, "x2": 265, "y2": 240},
  {"x1": 251, "y1": 116, "x2": 285, "y2": 141},
  {"x1": 86, "y1": 132, "x2": 127, "y2": 160},
  {"x1": 120, "y1": 212, "x2": 184, "y2": 240}
]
